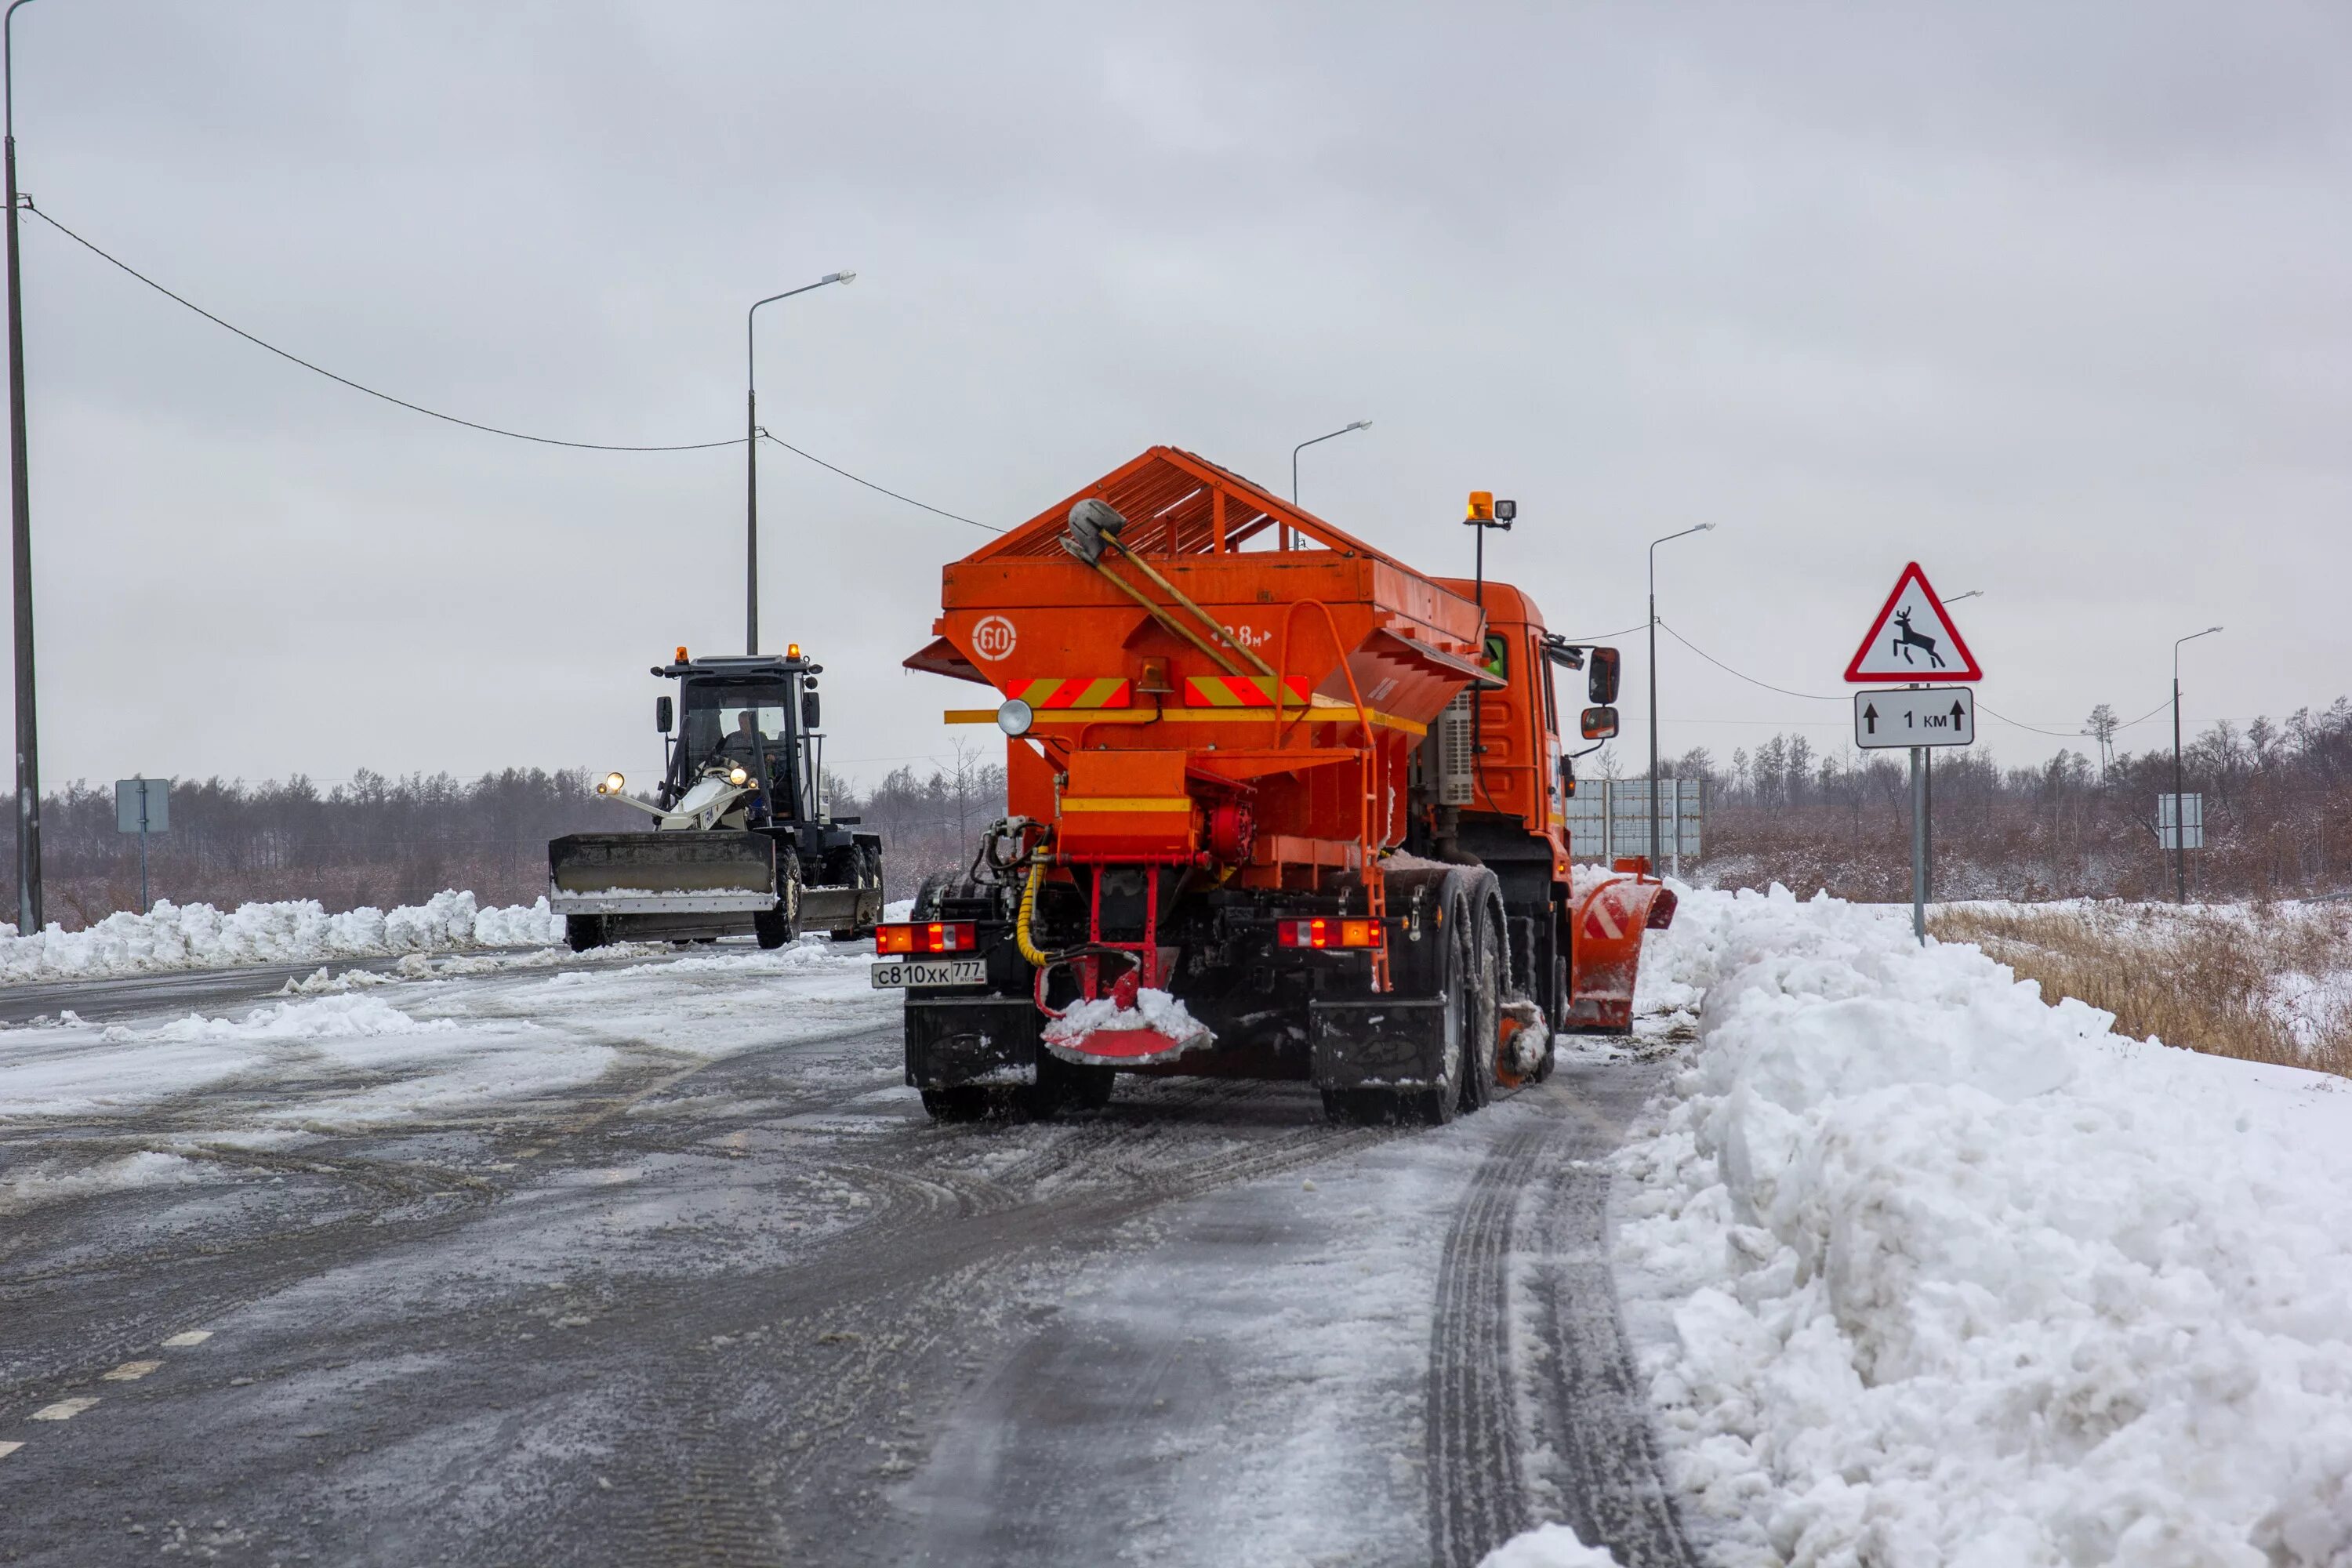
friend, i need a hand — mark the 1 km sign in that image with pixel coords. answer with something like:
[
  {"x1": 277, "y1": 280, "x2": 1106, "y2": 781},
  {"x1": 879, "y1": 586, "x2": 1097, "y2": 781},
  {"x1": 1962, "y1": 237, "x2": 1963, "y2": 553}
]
[{"x1": 1855, "y1": 687, "x2": 1975, "y2": 749}]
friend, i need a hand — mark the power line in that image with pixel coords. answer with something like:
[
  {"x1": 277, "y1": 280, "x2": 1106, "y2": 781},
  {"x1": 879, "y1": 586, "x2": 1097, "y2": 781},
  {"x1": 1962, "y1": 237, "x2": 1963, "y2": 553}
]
[
  {"x1": 1552, "y1": 620, "x2": 1650, "y2": 644},
  {"x1": 27, "y1": 204, "x2": 740, "y2": 452},
  {"x1": 759, "y1": 433, "x2": 1000, "y2": 532},
  {"x1": 1654, "y1": 618, "x2": 1845, "y2": 702},
  {"x1": 1656, "y1": 615, "x2": 2183, "y2": 742},
  {"x1": 27, "y1": 201, "x2": 1010, "y2": 535}
]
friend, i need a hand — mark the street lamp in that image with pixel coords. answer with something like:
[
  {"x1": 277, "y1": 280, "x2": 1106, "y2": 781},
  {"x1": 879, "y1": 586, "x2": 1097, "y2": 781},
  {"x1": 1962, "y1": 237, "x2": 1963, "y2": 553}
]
[
  {"x1": 2172, "y1": 626, "x2": 2222, "y2": 904},
  {"x1": 1289, "y1": 420, "x2": 1370, "y2": 547},
  {"x1": 1648, "y1": 524, "x2": 1714, "y2": 873},
  {"x1": 6, "y1": 0, "x2": 39, "y2": 934},
  {"x1": 745, "y1": 270, "x2": 853, "y2": 655}
]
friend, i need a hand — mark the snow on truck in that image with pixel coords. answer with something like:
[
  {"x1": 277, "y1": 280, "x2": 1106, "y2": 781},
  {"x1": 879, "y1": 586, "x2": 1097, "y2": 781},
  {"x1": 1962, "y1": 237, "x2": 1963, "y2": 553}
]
[
  {"x1": 549, "y1": 648, "x2": 884, "y2": 950},
  {"x1": 881, "y1": 445, "x2": 1674, "y2": 1123}
]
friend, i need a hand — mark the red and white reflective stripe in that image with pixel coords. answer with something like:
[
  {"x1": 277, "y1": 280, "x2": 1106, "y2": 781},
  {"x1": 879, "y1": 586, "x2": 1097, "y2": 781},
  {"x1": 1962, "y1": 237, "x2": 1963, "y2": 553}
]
[
  {"x1": 1007, "y1": 677, "x2": 1131, "y2": 710},
  {"x1": 875, "y1": 921, "x2": 978, "y2": 954},
  {"x1": 1276, "y1": 917, "x2": 1384, "y2": 949}
]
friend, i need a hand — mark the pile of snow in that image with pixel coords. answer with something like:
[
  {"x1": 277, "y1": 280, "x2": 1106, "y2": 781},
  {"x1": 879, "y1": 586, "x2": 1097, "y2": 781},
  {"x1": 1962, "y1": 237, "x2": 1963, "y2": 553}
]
[
  {"x1": 0, "y1": 1150, "x2": 206, "y2": 1216},
  {"x1": 0, "y1": 891, "x2": 564, "y2": 984},
  {"x1": 1042, "y1": 986, "x2": 1209, "y2": 1058},
  {"x1": 1613, "y1": 884, "x2": 2352, "y2": 1565},
  {"x1": 1478, "y1": 1524, "x2": 1621, "y2": 1566}
]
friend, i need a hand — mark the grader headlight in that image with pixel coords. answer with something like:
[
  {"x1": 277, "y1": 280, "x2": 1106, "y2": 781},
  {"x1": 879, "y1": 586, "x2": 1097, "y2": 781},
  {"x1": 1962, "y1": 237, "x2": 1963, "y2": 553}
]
[
  {"x1": 597, "y1": 771, "x2": 626, "y2": 796},
  {"x1": 728, "y1": 766, "x2": 750, "y2": 786}
]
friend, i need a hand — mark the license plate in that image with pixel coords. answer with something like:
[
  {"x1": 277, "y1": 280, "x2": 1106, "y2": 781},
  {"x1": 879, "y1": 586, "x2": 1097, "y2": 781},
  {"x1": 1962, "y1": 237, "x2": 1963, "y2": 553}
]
[{"x1": 870, "y1": 958, "x2": 988, "y2": 989}]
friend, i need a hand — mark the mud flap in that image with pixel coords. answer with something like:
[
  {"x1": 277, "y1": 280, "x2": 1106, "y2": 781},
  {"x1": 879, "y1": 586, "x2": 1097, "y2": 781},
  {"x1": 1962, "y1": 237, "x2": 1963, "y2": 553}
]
[
  {"x1": 905, "y1": 995, "x2": 1040, "y2": 1089},
  {"x1": 1566, "y1": 877, "x2": 1677, "y2": 1033},
  {"x1": 1308, "y1": 996, "x2": 1450, "y2": 1089}
]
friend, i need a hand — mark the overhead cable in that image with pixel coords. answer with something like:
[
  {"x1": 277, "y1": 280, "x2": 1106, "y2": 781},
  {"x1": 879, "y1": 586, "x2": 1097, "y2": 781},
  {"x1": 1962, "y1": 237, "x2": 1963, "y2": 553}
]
[
  {"x1": 758, "y1": 433, "x2": 1001, "y2": 532},
  {"x1": 1653, "y1": 619, "x2": 1846, "y2": 702},
  {"x1": 28, "y1": 203, "x2": 1007, "y2": 536},
  {"x1": 26, "y1": 204, "x2": 739, "y2": 452}
]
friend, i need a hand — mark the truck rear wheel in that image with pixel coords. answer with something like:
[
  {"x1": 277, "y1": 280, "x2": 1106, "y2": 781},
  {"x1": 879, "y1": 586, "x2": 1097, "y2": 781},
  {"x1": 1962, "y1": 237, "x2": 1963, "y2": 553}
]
[
  {"x1": 1029, "y1": 1052, "x2": 1115, "y2": 1116},
  {"x1": 920, "y1": 1086, "x2": 989, "y2": 1121},
  {"x1": 565, "y1": 915, "x2": 608, "y2": 953}
]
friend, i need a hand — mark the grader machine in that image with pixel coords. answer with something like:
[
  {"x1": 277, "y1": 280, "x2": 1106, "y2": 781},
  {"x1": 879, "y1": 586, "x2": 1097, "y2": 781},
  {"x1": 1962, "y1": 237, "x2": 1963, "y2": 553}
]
[
  {"x1": 549, "y1": 648, "x2": 883, "y2": 950},
  {"x1": 877, "y1": 446, "x2": 1674, "y2": 1122}
]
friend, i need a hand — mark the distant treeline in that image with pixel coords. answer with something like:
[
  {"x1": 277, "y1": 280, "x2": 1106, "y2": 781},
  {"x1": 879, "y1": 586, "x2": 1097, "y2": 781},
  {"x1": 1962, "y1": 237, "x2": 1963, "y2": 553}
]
[
  {"x1": 1667, "y1": 698, "x2": 2352, "y2": 901},
  {"x1": 7, "y1": 754, "x2": 1008, "y2": 931},
  {"x1": 14, "y1": 698, "x2": 2345, "y2": 928}
]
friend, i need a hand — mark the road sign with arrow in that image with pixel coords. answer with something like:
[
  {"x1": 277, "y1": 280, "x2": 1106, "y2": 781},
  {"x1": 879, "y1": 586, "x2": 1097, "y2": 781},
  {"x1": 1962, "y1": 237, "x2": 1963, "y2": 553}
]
[
  {"x1": 1855, "y1": 686, "x2": 1975, "y2": 750},
  {"x1": 1846, "y1": 562, "x2": 1984, "y2": 681}
]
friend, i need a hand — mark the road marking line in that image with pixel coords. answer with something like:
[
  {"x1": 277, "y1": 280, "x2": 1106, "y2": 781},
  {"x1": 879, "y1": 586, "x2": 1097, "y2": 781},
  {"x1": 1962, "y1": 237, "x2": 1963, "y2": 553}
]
[
  {"x1": 30, "y1": 1398, "x2": 98, "y2": 1421},
  {"x1": 161, "y1": 1331, "x2": 212, "y2": 1348},
  {"x1": 102, "y1": 1361, "x2": 163, "y2": 1381},
  {"x1": 0, "y1": 1441, "x2": 21, "y2": 1458}
]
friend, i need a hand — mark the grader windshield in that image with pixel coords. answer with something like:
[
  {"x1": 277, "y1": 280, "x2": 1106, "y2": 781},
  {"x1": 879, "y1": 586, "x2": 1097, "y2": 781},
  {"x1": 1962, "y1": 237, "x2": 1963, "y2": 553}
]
[{"x1": 674, "y1": 677, "x2": 807, "y2": 820}]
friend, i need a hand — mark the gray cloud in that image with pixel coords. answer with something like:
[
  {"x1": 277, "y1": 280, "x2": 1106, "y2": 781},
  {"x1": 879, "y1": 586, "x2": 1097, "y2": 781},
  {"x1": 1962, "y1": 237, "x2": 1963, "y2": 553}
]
[{"x1": 5, "y1": 0, "x2": 2343, "y2": 797}]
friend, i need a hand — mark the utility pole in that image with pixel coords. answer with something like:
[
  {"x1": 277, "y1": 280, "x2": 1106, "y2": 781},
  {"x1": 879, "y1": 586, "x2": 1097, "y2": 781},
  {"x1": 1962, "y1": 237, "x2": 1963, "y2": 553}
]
[{"x1": 5, "y1": 0, "x2": 38, "y2": 935}]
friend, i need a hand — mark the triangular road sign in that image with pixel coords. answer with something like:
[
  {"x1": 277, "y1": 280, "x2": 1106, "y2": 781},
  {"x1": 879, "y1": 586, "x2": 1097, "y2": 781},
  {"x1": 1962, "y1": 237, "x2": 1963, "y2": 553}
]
[{"x1": 1846, "y1": 562, "x2": 1983, "y2": 681}]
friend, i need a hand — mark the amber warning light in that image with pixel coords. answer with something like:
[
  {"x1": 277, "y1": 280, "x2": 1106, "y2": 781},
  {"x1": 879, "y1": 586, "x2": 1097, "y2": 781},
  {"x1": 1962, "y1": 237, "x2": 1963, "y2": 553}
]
[{"x1": 875, "y1": 922, "x2": 978, "y2": 955}]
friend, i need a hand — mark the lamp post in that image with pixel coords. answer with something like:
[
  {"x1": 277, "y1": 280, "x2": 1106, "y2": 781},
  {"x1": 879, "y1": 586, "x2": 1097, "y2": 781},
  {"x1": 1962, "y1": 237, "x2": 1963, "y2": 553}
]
[
  {"x1": 1289, "y1": 419, "x2": 1370, "y2": 549},
  {"x1": 1648, "y1": 524, "x2": 1714, "y2": 873},
  {"x1": 1290, "y1": 420, "x2": 1370, "y2": 505},
  {"x1": 6, "y1": 0, "x2": 38, "y2": 935},
  {"x1": 745, "y1": 270, "x2": 852, "y2": 655},
  {"x1": 2172, "y1": 625, "x2": 2222, "y2": 904}
]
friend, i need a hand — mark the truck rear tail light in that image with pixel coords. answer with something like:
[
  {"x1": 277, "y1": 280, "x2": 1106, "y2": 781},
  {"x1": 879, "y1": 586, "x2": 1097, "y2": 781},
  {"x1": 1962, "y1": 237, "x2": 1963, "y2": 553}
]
[
  {"x1": 1276, "y1": 918, "x2": 1383, "y2": 949},
  {"x1": 875, "y1": 921, "x2": 978, "y2": 954}
]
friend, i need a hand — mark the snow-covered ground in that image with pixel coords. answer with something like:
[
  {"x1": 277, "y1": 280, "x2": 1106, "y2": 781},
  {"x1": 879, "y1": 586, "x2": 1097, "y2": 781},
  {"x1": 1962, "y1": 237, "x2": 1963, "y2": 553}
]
[
  {"x1": 1594, "y1": 884, "x2": 2352, "y2": 1566},
  {"x1": 0, "y1": 890, "x2": 563, "y2": 985},
  {"x1": 0, "y1": 936, "x2": 889, "y2": 1214}
]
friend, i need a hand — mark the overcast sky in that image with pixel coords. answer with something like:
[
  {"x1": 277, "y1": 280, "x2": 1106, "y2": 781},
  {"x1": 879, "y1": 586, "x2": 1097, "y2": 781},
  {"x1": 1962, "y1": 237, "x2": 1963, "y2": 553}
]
[{"x1": 8, "y1": 0, "x2": 2347, "y2": 797}]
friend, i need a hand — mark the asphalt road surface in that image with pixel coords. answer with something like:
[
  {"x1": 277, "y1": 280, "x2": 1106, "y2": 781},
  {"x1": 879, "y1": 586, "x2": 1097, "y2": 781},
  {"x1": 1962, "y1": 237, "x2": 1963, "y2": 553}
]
[{"x1": 0, "y1": 942, "x2": 1700, "y2": 1567}]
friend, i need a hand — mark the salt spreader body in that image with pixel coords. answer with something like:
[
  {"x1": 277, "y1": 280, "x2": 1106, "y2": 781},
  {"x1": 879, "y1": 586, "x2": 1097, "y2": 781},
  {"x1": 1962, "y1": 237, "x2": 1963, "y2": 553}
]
[{"x1": 881, "y1": 447, "x2": 1673, "y2": 1122}]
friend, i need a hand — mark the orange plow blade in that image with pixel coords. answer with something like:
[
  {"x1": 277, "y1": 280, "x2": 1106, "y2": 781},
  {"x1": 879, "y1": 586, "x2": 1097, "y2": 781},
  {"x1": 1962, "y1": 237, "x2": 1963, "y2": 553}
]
[{"x1": 1565, "y1": 876, "x2": 1677, "y2": 1033}]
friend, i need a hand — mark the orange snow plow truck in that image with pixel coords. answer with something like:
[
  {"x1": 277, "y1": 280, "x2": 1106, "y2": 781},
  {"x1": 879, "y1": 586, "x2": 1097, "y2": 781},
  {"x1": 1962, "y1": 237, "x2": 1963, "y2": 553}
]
[{"x1": 887, "y1": 447, "x2": 1674, "y2": 1123}]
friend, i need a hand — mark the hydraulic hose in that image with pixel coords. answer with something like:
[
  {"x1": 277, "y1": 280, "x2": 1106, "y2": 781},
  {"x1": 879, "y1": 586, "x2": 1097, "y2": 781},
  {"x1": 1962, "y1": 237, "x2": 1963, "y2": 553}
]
[{"x1": 1015, "y1": 852, "x2": 1053, "y2": 968}]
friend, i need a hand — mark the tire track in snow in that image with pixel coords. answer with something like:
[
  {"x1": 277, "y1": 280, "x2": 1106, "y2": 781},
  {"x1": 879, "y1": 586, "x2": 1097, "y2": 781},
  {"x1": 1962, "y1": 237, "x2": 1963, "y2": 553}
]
[
  {"x1": 1425, "y1": 1065, "x2": 1700, "y2": 1568},
  {"x1": 1426, "y1": 1121, "x2": 1552, "y2": 1566}
]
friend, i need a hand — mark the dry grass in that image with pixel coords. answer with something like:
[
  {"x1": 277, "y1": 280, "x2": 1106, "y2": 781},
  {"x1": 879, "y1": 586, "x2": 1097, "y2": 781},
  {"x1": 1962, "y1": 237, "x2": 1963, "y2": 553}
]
[{"x1": 1932, "y1": 901, "x2": 2352, "y2": 1079}]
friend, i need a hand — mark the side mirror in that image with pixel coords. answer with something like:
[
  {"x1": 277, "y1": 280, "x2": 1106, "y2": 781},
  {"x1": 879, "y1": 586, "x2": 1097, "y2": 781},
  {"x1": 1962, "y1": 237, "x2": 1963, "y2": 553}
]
[
  {"x1": 655, "y1": 695, "x2": 673, "y2": 733},
  {"x1": 801, "y1": 689, "x2": 822, "y2": 731},
  {"x1": 1581, "y1": 706, "x2": 1620, "y2": 741},
  {"x1": 1588, "y1": 647, "x2": 1621, "y2": 706}
]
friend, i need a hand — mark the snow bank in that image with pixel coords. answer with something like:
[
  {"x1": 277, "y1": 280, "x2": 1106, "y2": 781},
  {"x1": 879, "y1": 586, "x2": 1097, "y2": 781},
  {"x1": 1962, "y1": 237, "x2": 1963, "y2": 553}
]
[
  {"x1": 0, "y1": 1150, "x2": 205, "y2": 1216},
  {"x1": 0, "y1": 891, "x2": 564, "y2": 984},
  {"x1": 1615, "y1": 884, "x2": 2352, "y2": 1565},
  {"x1": 1479, "y1": 1523, "x2": 1621, "y2": 1566}
]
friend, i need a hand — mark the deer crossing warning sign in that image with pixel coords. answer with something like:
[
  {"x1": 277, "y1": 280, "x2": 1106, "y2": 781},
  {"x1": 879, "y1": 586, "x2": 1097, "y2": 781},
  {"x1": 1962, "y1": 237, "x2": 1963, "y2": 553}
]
[{"x1": 1845, "y1": 562, "x2": 1983, "y2": 682}]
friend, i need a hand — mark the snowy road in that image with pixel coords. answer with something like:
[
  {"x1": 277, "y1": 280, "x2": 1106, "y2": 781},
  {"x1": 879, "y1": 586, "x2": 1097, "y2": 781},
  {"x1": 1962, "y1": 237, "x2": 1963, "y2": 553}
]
[{"x1": 0, "y1": 941, "x2": 1695, "y2": 1567}]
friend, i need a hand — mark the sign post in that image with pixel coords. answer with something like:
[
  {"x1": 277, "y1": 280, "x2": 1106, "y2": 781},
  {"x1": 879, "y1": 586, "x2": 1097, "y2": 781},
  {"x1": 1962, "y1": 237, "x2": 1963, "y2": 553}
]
[
  {"x1": 1845, "y1": 564, "x2": 1982, "y2": 944},
  {"x1": 114, "y1": 776, "x2": 169, "y2": 915}
]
